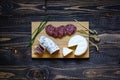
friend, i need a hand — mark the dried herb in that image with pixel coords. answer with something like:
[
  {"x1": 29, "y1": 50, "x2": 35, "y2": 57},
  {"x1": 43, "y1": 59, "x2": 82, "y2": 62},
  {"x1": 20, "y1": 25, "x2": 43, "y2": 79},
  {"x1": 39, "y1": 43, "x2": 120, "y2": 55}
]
[
  {"x1": 90, "y1": 35, "x2": 100, "y2": 42},
  {"x1": 74, "y1": 19, "x2": 97, "y2": 34},
  {"x1": 89, "y1": 41, "x2": 99, "y2": 51}
]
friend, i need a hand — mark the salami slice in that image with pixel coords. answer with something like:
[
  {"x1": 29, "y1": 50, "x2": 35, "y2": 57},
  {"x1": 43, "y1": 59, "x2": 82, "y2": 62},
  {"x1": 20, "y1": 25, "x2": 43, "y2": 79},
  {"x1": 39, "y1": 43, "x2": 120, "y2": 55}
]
[
  {"x1": 65, "y1": 24, "x2": 76, "y2": 35},
  {"x1": 57, "y1": 25, "x2": 65, "y2": 38},
  {"x1": 53, "y1": 28, "x2": 59, "y2": 38},
  {"x1": 45, "y1": 24, "x2": 55, "y2": 36},
  {"x1": 34, "y1": 45, "x2": 44, "y2": 55},
  {"x1": 45, "y1": 24, "x2": 76, "y2": 38}
]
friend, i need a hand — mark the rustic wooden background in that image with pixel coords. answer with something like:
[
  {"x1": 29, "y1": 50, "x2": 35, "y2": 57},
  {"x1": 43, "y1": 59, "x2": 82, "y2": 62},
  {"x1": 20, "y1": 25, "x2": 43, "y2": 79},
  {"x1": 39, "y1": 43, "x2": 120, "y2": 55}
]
[{"x1": 0, "y1": 0, "x2": 120, "y2": 80}]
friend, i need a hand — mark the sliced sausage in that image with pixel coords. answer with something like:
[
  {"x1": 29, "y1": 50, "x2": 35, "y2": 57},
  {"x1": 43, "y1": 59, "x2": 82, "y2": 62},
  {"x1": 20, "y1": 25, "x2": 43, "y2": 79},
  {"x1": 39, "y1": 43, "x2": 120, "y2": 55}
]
[
  {"x1": 65, "y1": 24, "x2": 76, "y2": 35},
  {"x1": 53, "y1": 28, "x2": 59, "y2": 38},
  {"x1": 45, "y1": 24, "x2": 76, "y2": 38},
  {"x1": 45, "y1": 24, "x2": 55, "y2": 36},
  {"x1": 57, "y1": 25, "x2": 65, "y2": 38},
  {"x1": 34, "y1": 45, "x2": 44, "y2": 55}
]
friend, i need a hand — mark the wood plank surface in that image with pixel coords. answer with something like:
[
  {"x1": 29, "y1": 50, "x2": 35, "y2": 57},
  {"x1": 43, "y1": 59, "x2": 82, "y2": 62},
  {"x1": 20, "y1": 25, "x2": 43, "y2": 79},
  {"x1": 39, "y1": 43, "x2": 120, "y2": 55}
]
[
  {"x1": 0, "y1": 0, "x2": 120, "y2": 79},
  {"x1": 0, "y1": 65, "x2": 120, "y2": 80}
]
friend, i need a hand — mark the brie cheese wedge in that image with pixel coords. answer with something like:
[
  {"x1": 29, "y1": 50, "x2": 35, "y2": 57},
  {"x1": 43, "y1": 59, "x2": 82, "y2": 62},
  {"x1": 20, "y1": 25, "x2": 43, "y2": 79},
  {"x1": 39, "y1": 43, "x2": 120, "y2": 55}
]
[
  {"x1": 62, "y1": 47, "x2": 73, "y2": 56},
  {"x1": 68, "y1": 35, "x2": 88, "y2": 56}
]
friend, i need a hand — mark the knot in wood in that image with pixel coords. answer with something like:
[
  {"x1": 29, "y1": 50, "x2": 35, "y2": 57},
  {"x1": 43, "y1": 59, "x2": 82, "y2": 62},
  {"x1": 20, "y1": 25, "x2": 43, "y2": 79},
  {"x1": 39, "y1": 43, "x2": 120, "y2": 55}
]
[
  {"x1": 33, "y1": 70, "x2": 41, "y2": 78},
  {"x1": 84, "y1": 70, "x2": 98, "y2": 78},
  {"x1": 26, "y1": 68, "x2": 49, "y2": 80}
]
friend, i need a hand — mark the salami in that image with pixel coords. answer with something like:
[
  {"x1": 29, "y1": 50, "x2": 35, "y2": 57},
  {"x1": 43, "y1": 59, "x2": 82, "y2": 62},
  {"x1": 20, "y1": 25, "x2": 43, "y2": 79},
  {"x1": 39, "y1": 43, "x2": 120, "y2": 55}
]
[
  {"x1": 65, "y1": 24, "x2": 76, "y2": 35},
  {"x1": 58, "y1": 25, "x2": 65, "y2": 38},
  {"x1": 45, "y1": 25, "x2": 55, "y2": 36},
  {"x1": 34, "y1": 45, "x2": 44, "y2": 55},
  {"x1": 53, "y1": 28, "x2": 59, "y2": 38},
  {"x1": 45, "y1": 24, "x2": 76, "y2": 38}
]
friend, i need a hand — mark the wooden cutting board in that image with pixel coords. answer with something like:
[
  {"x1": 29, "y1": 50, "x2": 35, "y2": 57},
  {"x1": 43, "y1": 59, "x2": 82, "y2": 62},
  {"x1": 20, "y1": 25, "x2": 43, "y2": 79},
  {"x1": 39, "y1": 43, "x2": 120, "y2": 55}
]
[{"x1": 31, "y1": 21, "x2": 89, "y2": 58}]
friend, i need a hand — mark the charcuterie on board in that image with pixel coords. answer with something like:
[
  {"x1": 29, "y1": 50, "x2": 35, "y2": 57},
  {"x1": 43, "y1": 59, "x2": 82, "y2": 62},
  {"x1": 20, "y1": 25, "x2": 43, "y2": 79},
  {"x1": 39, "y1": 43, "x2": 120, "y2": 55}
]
[{"x1": 31, "y1": 21, "x2": 89, "y2": 58}]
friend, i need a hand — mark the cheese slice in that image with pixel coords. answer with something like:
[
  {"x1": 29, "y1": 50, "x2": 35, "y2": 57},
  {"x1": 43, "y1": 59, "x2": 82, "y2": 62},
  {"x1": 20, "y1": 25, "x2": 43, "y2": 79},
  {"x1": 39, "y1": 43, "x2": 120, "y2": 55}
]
[
  {"x1": 68, "y1": 35, "x2": 88, "y2": 56},
  {"x1": 62, "y1": 47, "x2": 73, "y2": 56}
]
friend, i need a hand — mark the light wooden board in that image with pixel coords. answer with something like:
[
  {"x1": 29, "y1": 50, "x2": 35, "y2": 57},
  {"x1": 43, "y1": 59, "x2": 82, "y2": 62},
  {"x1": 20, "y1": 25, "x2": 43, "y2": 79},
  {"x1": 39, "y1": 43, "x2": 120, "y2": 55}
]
[{"x1": 31, "y1": 21, "x2": 89, "y2": 58}]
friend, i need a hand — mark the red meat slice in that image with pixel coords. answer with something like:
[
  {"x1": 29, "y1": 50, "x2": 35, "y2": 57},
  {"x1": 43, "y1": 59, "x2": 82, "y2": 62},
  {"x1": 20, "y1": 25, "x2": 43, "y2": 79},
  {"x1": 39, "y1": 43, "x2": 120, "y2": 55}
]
[
  {"x1": 57, "y1": 25, "x2": 65, "y2": 38},
  {"x1": 45, "y1": 24, "x2": 55, "y2": 36},
  {"x1": 34, "y1": 45, "x2": 44, "y2": 55},
  {"x1": 53, "y1": 27, "x2": 59, "y2": 38},
  {"x1": 65, "y1": 24, "x2": 76, "y2": 35},
  {"x1": 45, "y1": 24, "x2": 76, "y2": 38}
]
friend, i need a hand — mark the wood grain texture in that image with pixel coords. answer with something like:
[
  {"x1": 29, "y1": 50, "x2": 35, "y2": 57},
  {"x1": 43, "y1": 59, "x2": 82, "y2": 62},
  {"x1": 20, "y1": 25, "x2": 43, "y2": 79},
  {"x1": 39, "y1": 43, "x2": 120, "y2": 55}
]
[
  {"x1": 46, "y1": 0, "x2": 120, "y2": 14},
  {"x1": 0, "y1": 0, "x2": 120, "y2": 79},
  {"x1": 0, "y1": 65, "x2": 120, "y2": 80}
]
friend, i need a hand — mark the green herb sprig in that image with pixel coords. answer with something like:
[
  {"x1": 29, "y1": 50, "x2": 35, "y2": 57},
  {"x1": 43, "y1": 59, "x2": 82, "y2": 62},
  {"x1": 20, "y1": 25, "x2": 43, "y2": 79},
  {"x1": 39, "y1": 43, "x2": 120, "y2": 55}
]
[{"x1": 28, "y1": 18, "x2": 49, "y2": 47}]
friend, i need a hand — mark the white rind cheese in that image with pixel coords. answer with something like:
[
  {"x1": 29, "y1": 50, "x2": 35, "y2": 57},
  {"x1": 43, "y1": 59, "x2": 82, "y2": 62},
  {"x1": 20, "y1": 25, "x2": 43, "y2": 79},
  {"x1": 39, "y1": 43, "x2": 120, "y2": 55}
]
[
  {"x1": 68, "y1": 35, "x2": 88, "y2": 56},
  {"x1": 62, "y1": 47, "x2": 73, "y2": 56},
  {"x1": 38, "y1": 36, "x2": 60, "y2": 54}
]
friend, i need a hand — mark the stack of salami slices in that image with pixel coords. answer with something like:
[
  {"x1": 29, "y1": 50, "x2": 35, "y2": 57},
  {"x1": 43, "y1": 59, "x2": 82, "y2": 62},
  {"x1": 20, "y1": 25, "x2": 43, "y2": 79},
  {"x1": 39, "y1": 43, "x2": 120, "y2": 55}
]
[{"x1": 45, "y1": 24, "x2": 76, "y2": 38}]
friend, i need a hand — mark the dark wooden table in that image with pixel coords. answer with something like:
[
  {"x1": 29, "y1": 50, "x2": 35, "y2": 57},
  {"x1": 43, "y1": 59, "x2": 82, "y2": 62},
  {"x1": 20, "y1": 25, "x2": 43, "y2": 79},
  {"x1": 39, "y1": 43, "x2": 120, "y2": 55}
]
[{"x1": 0, "y1": 0, "x2": 120, "y2": 80}]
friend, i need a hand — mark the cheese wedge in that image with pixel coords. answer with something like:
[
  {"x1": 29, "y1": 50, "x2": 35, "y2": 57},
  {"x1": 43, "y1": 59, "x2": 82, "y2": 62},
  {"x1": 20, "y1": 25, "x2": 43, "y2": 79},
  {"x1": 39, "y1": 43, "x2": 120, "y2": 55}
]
[
  {"x1": 62, "y1": 47, "x2": 73, "y2": 56},
  {"x1": 68, "y1": 35, "x2": 88, "y2": 56}
]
